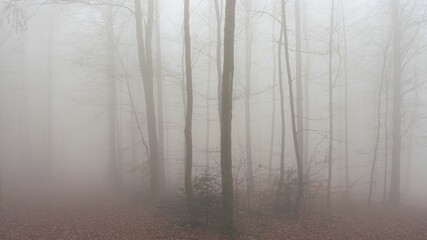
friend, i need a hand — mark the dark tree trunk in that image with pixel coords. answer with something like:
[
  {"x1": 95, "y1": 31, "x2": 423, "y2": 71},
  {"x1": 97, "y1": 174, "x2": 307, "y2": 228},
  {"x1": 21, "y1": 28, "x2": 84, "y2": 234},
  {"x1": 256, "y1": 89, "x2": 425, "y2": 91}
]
[
  {"x1": 134, "y1": 0, "x2": 161, "y2": 200},
  {"x1": 326, "y1": 0, "x2": 335, "y2": 209},
  {"x1": 155, "y1": 0, "x2": 166, "y2": 192},
  {"x1": 214, "y1": 0, "x2": 222, "y2": 122},
  {"x1": 390, "y1": 0, "x2": 401, "y2": 205},
  {"x1": 183, "y1": 0, "x2": 195, "y2": 223},
  {"x1": 282, "y1": 0, "x2": 304, "y2": 218},
  {"x1": 220, "y1": 0, "x2": 236, "y2": 232},
  {"x1": 276, "y1": 1, "x2": 285, "y2": 208},
  {"x1": 244, "y1": 0, "x2": 254, "y2": 197}
]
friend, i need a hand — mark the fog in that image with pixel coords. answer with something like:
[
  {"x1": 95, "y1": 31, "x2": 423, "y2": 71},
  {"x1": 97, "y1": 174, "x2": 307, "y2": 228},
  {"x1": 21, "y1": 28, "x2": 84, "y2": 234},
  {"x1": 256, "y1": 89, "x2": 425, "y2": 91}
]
[{"x1": 0, "y1": 0, "x2": 427, "y2": 238}]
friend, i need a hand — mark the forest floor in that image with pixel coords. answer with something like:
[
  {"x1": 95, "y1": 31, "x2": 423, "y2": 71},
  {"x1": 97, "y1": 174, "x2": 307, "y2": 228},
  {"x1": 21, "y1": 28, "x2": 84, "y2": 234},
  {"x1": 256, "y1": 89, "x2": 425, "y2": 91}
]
[{"x1": 1, "y1": 197, "x2": 427, "y2": 240}]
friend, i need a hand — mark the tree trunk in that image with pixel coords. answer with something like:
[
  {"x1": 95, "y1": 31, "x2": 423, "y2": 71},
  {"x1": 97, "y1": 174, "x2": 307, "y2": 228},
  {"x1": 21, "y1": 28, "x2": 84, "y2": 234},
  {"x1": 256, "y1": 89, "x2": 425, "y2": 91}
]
[
  {"x1": 134, "y1": 0, "x2": 161, "y2": 200},
  {"x1": 390, "y1": 0, "x2": 401, "y2": 205},
  {"x1": 295, "y1": 0, "x2": 304, "y2": 175},
  {"x1": 282, "y1": 0, "x2": 304, "y2": 218},
  {"x1": 183, "y1": 0, "x2": 195, "y2": 223},
  {"x1": 326, "y1": 0, "x2": 335, "y2": 209},
  {"x1": 302, "y1": 0, "x2": 310, "y2": 176},
  {"x1": 214, "y1": 0, "x2": 222, "y2": 122},
  {"x1": 155, "y1": 0, "x2": 166, "y2": 192},
  {"x1": 106, "y1": 6, "x2": 120, "y2": 193},
  {"x1": 383, "y1": 67, "x2": 390, "y2": 203},
  {"x1": 276, "y1": 1, "x2": 285, "y2": 208},
  {"x1": 340, "y1": 0, "x2": 350, "y2": 201},
  {"x1": 244, "y1": 0, "x2": 254, "y2": 197},
  {"x1": 46, "y1": 15, "x2": 54, "y2": 182},
  {"x1": 206, "y1": 2, "x2": 212, "y2": 170},
  {"x1": 368, "y1": 45, "x2": 388, "y2": 207},
  {"x1": 220, "y1": 0, "x2": 236, "y2": 232},
  {"x1": 268, "y1": 5, "x2": 276, "y2": 182}
]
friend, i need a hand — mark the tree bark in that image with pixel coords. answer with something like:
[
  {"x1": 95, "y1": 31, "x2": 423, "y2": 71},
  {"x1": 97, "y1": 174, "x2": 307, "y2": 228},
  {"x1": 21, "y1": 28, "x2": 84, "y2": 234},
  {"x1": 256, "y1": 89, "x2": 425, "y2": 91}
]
[
  {"x1": 268, "y1": 5, "x2": 276, "y2": 182},
  {"x1": 276, "y1": 0, "x2": 285, "y2": 208},
  {"x1": 106, "y1": 6, "x2": 120, "y2": 193},
  {"x1": 220, "y1": 0, "x2": 236, "y2": 232},
  {"x1": 390, "y1": 0, "x2": 401, "y2": 205},
  {"x1": 340, "y1": 0, "x2": 350, "y2": 201},
  {"x1": 295, "y1": 0, "x2": 304, "y2": 175},
  {"x1": 214, "y1": 0, "x2": 222, "y2": 122},
  {"x1": 134, "y1": 0, "x2": 161, "y2": 200},
  {"x1": 244, "y1": 0, "x2": 255, "y2": 197},
  {"x1": 155, "y1": 0, "x2": 166, "y2": 192},
  {"x1": 326, "y1": 0, "x2": 335, "y2": 209},
  {"x1": 368, "y1": 45, "x2": 388, "y2": 207},
  {"x1": 282, "y1": 0, "x2": 304, "y2": 218},
  {"x1": 184, "y1": 0, "x2": 195, "y2": 223}
]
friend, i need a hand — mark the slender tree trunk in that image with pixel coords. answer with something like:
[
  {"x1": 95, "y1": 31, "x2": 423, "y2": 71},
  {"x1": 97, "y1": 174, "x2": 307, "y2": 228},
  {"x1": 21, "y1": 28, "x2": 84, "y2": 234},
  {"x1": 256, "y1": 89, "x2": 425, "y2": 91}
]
[
  {"x1": 302, "y1": 0, "x2": 310, "y2": 175},
  {"x1": 340, "y1": 0, "x2": 350, "y2": 201},
  {"x1": 383, "y1": 70, "x2": 390, "y2": 203},
  {"x1": 276, "y1": 1, "x2": 285, "y2": 208},
  {"x1": 155, "y1": 0, "x2": 166, "y2": 191},
  {"x1": 405, "y1": 92, "x2": 419, "y2": 193},
  {"x1": 282, "y1": 0, "x2": 304, "y2": 218},
  {"x1": 244, "y1": 0, "x2": 255, "y2": 197},
  {"x1": 326, "y1": 0, "x2": 335, "y2": 209},
  {"x1": 295, "y1": 0, "x2": 304, "y2": 174},
  {"x1": 368, "y1": 47, "x2": 387, "y2": 207},
  {"x1": 390, "y1": 0, "x2": 401, "y2": 205},
  {"x1": 214, "y1": 0, "x2": 222, "y2": 122},
  {"x1": 46, "y1": 16, "x2": 54, "y2": 182},
  {"x1": 268, "y1": 7, "x2": 276, "y2": 182},
  {"x1": 184, "y1": 0, "x2": 195, "y2": 223},
  {"x1": 221, "y1": 0, "x2": 236, "y2": 232},
  {"x1": 206, "y1": 2, "x2": 212, "y2": 170},
  {"x1": 106, "y1": 6, "x2": 120, "y2": 192},
  {"x1": 134, "y1": 0, "x2": 161, "y2": 200}
]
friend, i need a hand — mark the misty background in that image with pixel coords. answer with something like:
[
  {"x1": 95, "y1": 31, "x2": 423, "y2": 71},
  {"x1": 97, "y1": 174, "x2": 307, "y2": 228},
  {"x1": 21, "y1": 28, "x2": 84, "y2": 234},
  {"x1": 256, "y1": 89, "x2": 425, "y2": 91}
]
[{"x1": 0, "y1": 0, "x2": 427, "y2": 208}]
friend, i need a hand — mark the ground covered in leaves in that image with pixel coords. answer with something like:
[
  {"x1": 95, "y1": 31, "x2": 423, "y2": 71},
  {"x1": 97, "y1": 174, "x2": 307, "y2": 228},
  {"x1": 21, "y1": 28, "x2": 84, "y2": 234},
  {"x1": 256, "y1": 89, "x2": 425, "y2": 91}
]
[{"x1": 1, "y1": 198, "x2": 426, "y2": 240}]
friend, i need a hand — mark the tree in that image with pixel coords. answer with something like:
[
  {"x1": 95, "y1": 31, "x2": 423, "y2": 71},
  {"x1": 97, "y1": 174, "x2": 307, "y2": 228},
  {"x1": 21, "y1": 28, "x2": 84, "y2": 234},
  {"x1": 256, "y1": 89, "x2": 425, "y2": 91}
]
[
  {"x1": 134, "y1": 0, "x2": 162, "y2": 200},
  {"x1": 268, "y1": 3, "x2": 277, "y2": 182},
  {"x1": 302, "y1": 0, "x2": 311, "y2": 173},
  {"x1": 368, "y1": 43, "x2": 389, "y2": 207},
  {"x1": 244, "y1": 0, "x2": 255, "y2": 198},
  {"x1": 106, "y1": 6, "x2": 121, "y2": 192},
  {"x1": 45, "y1": 9, "x2": 54, "y2": 182},
  {"x1": 214, "y1": 0, "x2": 222, "y2": 121},
  {"x1": 281, "y1": 0, "x2": 304, "y2": 218},
  {"x1": 295, "y1": 0, "x2": 304, "y2": 174},
  {"x1": 389, "y1": 0, "x2": 402, "y2": 205},
  {"x1": 155, "y1": 0, "x2": 166, "y2": 191},
  {"x1": 276, "y1": 0, "x2": 286, "y2": 207},
  {"x1": 183, "y1": 0, "x2": 195, "y2": 223},
  {"x1": 340, "y1": 0, "x2": 350, "y2": 201},
  {"x1": 220, "y1": 0, "x2": 236, "y2": 232},
  {"x1": 326, "y1": 0, "x2": 335, "y2": 209}
]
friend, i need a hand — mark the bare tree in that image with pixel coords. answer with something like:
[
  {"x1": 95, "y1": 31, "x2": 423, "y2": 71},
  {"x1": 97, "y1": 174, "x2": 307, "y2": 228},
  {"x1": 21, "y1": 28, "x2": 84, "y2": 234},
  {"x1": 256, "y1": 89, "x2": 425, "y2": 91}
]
[
  {"x1": 134, "y1": 0, "x2": 161, "y2": 200},
  {"x1": 281, "y1": 0, "x2": 304, "y2": 218},
  {"x1": 326, "y1": 0, "x2": 335, "y2": 209},
  {"x1": 106, "y1": 6, "x2": 120, "y2": 192},
  {"x1": 390, "y1": 0, "x2": 402, "y2": 205},
  {"x1": 220, "y1": 0, "x2": 236, "y2": 232},
  {"x1": 244, "y1": 0, "x2": 254, "y2": 198},
  {"x1": 183, "y1": 0, "x2": 195, "y2": 223},
  {"x1": 368, "y1": 43, "x2": 389, "y2": 207},
  {"x1": 340, "y1": 0, "x2": 350, "y2": 201},
  {"x1": 295, "y1": 0, "x2": 304, "y2": 174},
  {"x1": 214, "y1": 0, "x2": 222, "y2": 121},
  {"x1": 268, "y1": 3, "x2": 277, "y2": 182},
  {"x1": 155, "y1": 0, "x2": 166, "y2": 191},
  {"x1": 276, "y1": 1, "x2": 285, "y2": 207}
]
